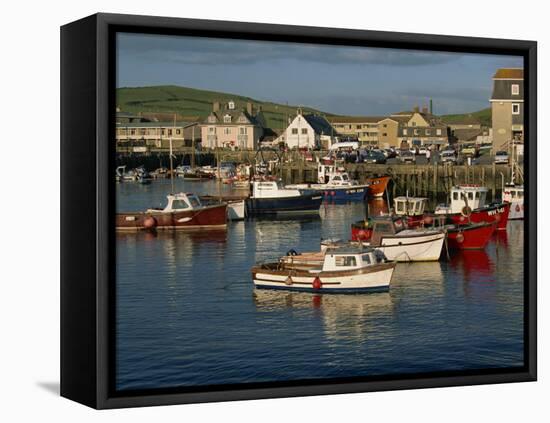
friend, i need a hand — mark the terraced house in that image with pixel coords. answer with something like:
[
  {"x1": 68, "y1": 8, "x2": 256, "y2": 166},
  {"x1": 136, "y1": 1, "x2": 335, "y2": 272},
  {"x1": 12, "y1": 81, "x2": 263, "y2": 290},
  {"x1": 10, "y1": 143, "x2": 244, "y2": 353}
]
[
  {"x1": 397, "y1": 106, "x2": 449, "y2": 148},
  {"x1": 201, "y1": 100, "x2": 265, "y2": 149},
  {"x1": 328, "y1": 116, "x2": 384, "y2": 146},
  {"x1": 490, "y1": 68, "x2": 524, "y2": 151}
]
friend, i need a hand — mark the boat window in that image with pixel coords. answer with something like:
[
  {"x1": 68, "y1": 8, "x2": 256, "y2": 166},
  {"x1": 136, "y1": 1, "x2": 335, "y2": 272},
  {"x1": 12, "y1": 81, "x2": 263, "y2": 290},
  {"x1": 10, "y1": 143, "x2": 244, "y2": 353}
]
[
  {"x1": 475, "y1": 192, "x2": 480, "y2": 199},
  {"x1": 375, "y1": 223, "x2": 393, "y2": 233},
  {"x1": 511, "y1": 191, "x2": 516, "y2": 198},
  {"x1": 187, "y1": 196, "x2": 201, "y2": 208},
  {"x1": 453, "y1": 192, "x2": 459, "y2": 201},
  {"x1": 342, "y1": 174, "x2": 349, "y2": 181},
  {"x1": 415, "y1": 202, "x2": 421, "y2": 212},
  {"x1": 480, "y1": 193, "x2": 486, "y2": 204},
  {"x1": 468, "y1": 192, "x2": 474, "y2": 200},
  {"x1": 335, "y1": 256, "x2": 357, "y2": 267},
  {"x1": 172, "y1": 200, "x2": 189, "y2": 210},
  {"x1": 361, "y1": 254, "x2": 371, "y2": 264},
  {"x1": 518, "y1": 191, "x2": 524, "y2": 198},
  {"x1": 396, "y1": 201, "x2": 405, "y2": 213},
  {"x1": 333, "y1": 176, "x2": 341, "y2": 181}
]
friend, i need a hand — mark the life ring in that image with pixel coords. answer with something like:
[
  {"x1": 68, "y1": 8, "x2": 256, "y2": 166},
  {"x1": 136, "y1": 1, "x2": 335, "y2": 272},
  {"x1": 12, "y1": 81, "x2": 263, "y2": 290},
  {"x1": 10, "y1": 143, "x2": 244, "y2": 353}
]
[
  {"x1": 143, "y1": 216, "x2": 157, "y2": 229},
  {"x1": 312, "y1": 276, "x2": 322, "y2": 290},
  {"x1": 461, "y1": 206, "x2": 472, "y2": 217}
]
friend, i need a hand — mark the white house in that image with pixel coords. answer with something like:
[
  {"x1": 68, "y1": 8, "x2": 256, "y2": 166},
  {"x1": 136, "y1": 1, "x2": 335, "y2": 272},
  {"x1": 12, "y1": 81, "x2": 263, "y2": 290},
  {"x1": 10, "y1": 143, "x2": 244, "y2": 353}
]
[{"x1": 281, "y1": 110, "x2": 336, "y2": 149}]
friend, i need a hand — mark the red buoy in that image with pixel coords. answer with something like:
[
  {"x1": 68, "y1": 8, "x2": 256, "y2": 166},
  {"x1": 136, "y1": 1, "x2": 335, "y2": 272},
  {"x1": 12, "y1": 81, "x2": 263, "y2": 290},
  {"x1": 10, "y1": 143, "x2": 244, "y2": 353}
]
[
  {"x1": 143, "y1": 216, "x2": 157, "y2": 229},
  {"x1": 423, "y1": 215, "x2": 433, "y2": 225},
  {"x1": 312, "y1": 277, "x2": 322, "y2": 290},
  {"x1": 456, "y1": 233, "x2": 464, "y2": 243},
  {"x1": 516, "y1": 204, "x2": 521, "y2": 212}
]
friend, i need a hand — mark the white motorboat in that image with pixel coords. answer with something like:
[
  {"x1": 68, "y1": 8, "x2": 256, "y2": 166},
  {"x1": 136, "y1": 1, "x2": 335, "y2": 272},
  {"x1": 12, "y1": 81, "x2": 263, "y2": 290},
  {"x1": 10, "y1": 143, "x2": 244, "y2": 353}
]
[{"x1": 251, "y1": 247, "x2": 396, "y2": 293}]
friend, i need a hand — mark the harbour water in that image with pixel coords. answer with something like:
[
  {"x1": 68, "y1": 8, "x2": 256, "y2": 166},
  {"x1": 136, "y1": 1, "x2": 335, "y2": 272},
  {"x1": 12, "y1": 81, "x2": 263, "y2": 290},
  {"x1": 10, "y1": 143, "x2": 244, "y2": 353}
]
[{"x1": 116, "y1": 179, "x2": 524, "y2": 391}]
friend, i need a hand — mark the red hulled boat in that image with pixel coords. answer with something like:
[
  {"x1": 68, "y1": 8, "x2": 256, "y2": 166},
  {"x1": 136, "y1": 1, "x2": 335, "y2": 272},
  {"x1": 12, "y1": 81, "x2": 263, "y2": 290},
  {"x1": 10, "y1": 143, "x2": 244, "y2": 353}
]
[
  {"x1": 445, "y1": 221, "x2": 496, "y2": 250},
  {"x1": 116, "y1": 192, "x2": 227, "y2": 231}
]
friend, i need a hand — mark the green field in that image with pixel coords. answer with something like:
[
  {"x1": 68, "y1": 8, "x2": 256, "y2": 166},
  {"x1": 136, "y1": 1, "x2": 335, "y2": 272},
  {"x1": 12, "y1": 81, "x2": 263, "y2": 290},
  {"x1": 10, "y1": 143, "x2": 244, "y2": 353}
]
[
  {"x1": 116, "y1": 85, "x2": 336, "y2": 130},
  {"x1": 441, "y1": 108, "x2": 491, "y2": 127}
]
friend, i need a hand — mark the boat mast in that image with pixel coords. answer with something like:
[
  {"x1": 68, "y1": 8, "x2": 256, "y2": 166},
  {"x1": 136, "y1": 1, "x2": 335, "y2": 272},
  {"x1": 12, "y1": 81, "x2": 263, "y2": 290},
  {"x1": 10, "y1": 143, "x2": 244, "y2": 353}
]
[{"x1": 169, "y1": 113, "x2": 176, "y2": 194}]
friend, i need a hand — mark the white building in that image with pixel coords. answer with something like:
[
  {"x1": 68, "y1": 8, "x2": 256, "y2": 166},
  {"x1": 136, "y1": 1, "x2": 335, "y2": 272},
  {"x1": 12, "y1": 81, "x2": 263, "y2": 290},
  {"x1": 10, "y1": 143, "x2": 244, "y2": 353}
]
[{"x1": 280, "y1": 110, "x2": 336, "y2": 149}]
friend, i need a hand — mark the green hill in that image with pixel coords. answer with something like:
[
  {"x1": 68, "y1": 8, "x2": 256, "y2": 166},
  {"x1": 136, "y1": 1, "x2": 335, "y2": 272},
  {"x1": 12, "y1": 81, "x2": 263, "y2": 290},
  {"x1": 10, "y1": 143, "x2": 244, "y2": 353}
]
[
  {"x1": 116, "y1": 85, "x2": 335, "y2": 131},
  {"x1": 441, "y1": 108, "x2": 492, "y2": 127}
]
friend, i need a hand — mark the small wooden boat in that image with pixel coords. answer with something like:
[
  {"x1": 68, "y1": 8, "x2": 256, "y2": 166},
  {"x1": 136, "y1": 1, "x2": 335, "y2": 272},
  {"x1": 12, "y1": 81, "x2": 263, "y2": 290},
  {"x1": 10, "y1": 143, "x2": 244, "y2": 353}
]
[
  {"x1": 251, "y1": 247, "x2": 396, "y2": 293},
  {"x1": 246, "y1": 181, "x2": 323, "y2": 216},
  {"x1": 200, "y1": 195, "x2": 247, "y2": 220},
  {"x1": 116, "y1": 192, "x2": 227, "y2": 231},
  {"x1": 349, "y1": 216, "x2": 445, "y2": 262}
]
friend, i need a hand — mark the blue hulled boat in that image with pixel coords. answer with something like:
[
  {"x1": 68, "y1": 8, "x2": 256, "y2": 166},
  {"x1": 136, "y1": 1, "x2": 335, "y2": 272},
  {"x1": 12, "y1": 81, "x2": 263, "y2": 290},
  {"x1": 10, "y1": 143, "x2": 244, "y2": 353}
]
[{"x1": 246, "y1": 181, "x2": 323, "y2": 216}]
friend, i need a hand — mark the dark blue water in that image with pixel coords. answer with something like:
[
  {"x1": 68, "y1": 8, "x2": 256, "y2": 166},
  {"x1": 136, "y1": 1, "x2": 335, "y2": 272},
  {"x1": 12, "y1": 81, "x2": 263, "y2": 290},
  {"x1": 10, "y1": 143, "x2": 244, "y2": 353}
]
[{"x1": 116, "y1": 178, "x2": 524, "y2": 391}]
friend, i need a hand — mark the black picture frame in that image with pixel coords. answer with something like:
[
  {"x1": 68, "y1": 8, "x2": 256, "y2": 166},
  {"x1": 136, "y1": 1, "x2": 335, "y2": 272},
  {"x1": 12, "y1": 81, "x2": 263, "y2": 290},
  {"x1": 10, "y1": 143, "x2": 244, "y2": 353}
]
[{"x1": 60, "y1": 12, "x2": 537, "y2": 409}]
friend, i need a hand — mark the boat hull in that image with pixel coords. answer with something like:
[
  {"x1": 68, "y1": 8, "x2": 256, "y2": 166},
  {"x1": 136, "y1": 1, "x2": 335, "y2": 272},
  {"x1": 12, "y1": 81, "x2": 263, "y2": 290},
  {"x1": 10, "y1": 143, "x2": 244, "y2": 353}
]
[
  {"x1": 447, "y1": 222, "x2": 496, "y2": 250},
  {"x1": 445, "y1": 202, "x2": 511, "y2": 230},
  {"x1": 508, "y1": 201, "x2": 524, "y2": 220},
  {"x1": 246, "y1": 194, "x2": 323, "y2": 215},
  {"x1": 289, "y1": 184, "x2": 368, "y2": 202},
  {"x1": 116, "y1": 203, "x2": 227, "y2": 231},
  {"x1": 368, "y1": 231, "x2": 445, "y2": 262},
  {"x1": 366, "y1": 176, "x2": 391, "y2": 197},
  {"x1": 252, "y1": 262, "x2": 395, "y2": 293}
]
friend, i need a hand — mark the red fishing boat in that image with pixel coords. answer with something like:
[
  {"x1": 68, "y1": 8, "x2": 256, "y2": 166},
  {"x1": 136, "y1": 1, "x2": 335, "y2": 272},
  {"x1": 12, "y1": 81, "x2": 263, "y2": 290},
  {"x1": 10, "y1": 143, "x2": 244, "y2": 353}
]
[
  {"x1": 365, "y1": 175, "x2": 391, "y2": 198},
  {"x1": 445, "y1": 221, "x2": 496, "y2": 250},
  {"x1": 116, "y1": 192, "x2": 227, "y2": 231},
  {"x1": 434, "y1": 185, "x2": 510, "y2": 230}
]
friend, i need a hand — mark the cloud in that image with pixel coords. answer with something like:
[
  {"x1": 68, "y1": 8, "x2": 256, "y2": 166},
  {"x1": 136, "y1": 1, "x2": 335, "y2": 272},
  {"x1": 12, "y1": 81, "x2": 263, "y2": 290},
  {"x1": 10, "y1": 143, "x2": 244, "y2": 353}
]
[{"x1": 118, "y1": 33, "x2": 462, "y2": 67}]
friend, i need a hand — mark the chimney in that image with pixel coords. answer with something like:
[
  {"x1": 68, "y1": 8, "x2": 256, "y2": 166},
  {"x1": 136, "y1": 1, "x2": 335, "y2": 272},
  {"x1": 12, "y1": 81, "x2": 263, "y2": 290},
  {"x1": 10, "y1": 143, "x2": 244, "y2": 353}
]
[
  {"x1": 213, "y1": 101, "x2": 220, "y2": 112},
  {"x1": 430, "y1": 99, "x2": 433, "y2": 114},
  {"x1": 246, "y1": 101, "x2": 253, "y2": 115},
  {"x1": 422, "y1": 105, "x2": 428, "y2": 114},
  {"x1": 413, "y1": 105, "x2": 420, "y2": 113}
]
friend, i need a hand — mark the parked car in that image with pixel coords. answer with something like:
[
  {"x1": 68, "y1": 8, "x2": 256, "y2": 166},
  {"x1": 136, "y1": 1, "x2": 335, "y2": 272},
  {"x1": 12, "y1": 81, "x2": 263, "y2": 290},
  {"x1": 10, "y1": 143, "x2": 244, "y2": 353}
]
[
  {"x1": 494, "y1": 150, "x2": 509, "y2": 164},
  {"x1": 440, "y1": 149, "x2": 457, "y2": 164},
  {"x1": 384, "y1": 148, "x2": 397, "y2": 159},
  {"x1": 362, "y1": 150, "x2": 387, "y2": 164},
  {"x1": 461, "y1": 145, "x2": 477, "y2": 157},
  {"x1": 399, "y1": 150, "x2": 415, "y2": 163},
  {"x1": 418, "y1": 146, "x2": 428, "y2": 155}
]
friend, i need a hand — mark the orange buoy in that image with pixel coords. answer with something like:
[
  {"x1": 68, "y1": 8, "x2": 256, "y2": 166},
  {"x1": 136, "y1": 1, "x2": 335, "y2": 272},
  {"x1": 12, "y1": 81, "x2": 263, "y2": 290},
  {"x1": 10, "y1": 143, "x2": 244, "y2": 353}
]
[
  {"x1": 456, "y1": 233, "x2": 465, "y2": 243},
  {"x1": 423, "y1": 215, "x2": 433, "y2": 225},
  {"x1": 312, "y1": 277, "x2": 322, "y2": 290},
  {"x1": 143, "y1": 216, "x2": 157, "y2": 229}
]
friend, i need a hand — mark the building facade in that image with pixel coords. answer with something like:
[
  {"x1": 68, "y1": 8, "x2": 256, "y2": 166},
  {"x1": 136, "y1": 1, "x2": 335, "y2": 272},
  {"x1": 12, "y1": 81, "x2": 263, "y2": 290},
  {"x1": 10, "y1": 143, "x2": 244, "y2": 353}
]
[
  {"x1": 396, "y1": 107, "x2": 448, "y2": 147},
  {"x1": 200, "y1": 101, "x2": 264, "y2": 150},
  {"x1": 115, "y1": 119, "x2": 200, "y2": 153},
  {"x1": 280, "y1": 111, "x2": 336, "y2": 149},
  {"x1": 328, "y1": 116, "x2": 384, "y2": 146},
  {"x1": 490, "y1": 68, "x2": 524, "y2": 151}
]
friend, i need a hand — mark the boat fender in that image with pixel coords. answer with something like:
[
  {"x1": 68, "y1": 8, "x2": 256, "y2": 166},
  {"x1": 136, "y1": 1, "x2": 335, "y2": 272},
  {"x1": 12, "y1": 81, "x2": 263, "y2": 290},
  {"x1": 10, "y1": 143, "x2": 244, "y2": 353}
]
[
  {"x1": 286, "y1": 249, "x2": 299, "y2": 256},
  {"x1": 143, "y1": 216, "x2": 157, "y2": 229},
  {"x1": 312, "y1": 277, "x2": 322, "y2": 290},
  {"x1": 516, "y1": 204, "x2": 521, "y2": 212},
  {"x1": 461, "y1": 206, "x2": 472, "y2": 217},
  {"x1": 285, "y1": 275, "x2": 293, "y2": 285},
  {"x1": 423, "y1": 215, "x2": 433, "y2": 225},
  {"x1": 456, "y1": 233, "x2": 464, "y2": 243},
  {"x1": 357, "y1": 230, "x2": 366, "y2": 239}
]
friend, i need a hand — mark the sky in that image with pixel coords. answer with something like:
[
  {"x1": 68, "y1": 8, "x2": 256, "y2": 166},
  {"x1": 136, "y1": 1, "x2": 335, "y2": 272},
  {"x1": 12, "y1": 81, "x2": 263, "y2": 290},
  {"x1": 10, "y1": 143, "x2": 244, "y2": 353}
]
[{"x1": 116, "y1": 33, "x2": 523, "y2": 116}]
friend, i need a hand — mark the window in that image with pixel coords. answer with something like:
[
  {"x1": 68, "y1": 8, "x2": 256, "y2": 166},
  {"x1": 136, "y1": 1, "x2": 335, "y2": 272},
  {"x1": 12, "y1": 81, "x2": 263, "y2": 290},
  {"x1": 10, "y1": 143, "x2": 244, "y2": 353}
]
[
  {"x1": 291, "y1": 128, "x2": 298, "y2": 135},
  {"x1": 403, "y1": 129, "x2": 407, "y2": 135},
  {"x1": 411, "y1": 122, "x2": 416, "y2": 127},
  {"x1": 172, "y1": 200, "x2": 189, "y2": 210},
  {"x1": 301, "y1": 128, "x2": 308, "y2": 135},
  {"x1": 453, "y1": 192, "x2": 459, "y2": 201},
  {"x1": 475, "y1": 192, "x2": 480, "y2": 199},
  {"x1": 383, "y1": 124, "x2": 387, "y2": 128},
  {"x1": 512, "y1": 104, "x2": 520, "y2": 115},
  {"x1": 187, "y1": 196, "x2": 200, "y2": 208},
  {"x1": 223, "y1": 114, "x2": 232, "y2": 123},
  {"x1": 414, "y1": 129, "x2": 419, "y2": 136},
  {"x1": 239, "y1": 127, "x2": 247, "y2": 135},
  {"x1": 436, "y1": 129, "x2": 442, "y2": 136},
  {"x1": 335, "y1": 256, "x2": 357, "y2": 267},
  {"x1": 426, "y1": 129, "x2": 431, "y2": 135},
  {"x1": 224, "y1": 128, "x2": 231, "y2": 135},
  {"x1": 468, "y1": 192, "x2": 474, "y2": 200},
  {"x1": 168, "y1": 129, "x2": 172, "y2": 136},
  {"x1": 382, "y1": 133, "x2": 387, "y2": 137},
  {"x1": 396, "y1": 201, "x2": 405, "y2": 212},
  {"x1": 208, "y1": 127, "x2": 216, "y2": 134},
  {"x1": 176, "y1": 129, "x2": 181, "y2": 135},
  {"x1": 511, "y1": 84, "x2": 519, "y2": 95},
  {"x1": 362, "y1": 254, "x2": 371, "y2": 265}
]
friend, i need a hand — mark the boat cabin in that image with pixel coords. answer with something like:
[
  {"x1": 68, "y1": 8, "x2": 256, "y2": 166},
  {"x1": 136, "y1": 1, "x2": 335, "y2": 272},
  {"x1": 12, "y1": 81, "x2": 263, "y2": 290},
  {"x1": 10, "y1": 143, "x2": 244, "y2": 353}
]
[
  {"x1": 317, "y1": 164, "x2": 348, "y2": 184},
  {"x1": 322, "y1": 249, "x2": 377, "y2": 271},
  {"x1": 503, "y1": 184, "x2": 524, "y2": 203},
  {"x1": 436, "y1": 185, "x2": 488, "y2": 214},
  {"x1": 393, "y1": 197, "x2": 427, "y2": 216},
  {"x1": 147, "y1": 193, "x2": 203, "y2": 213}
]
